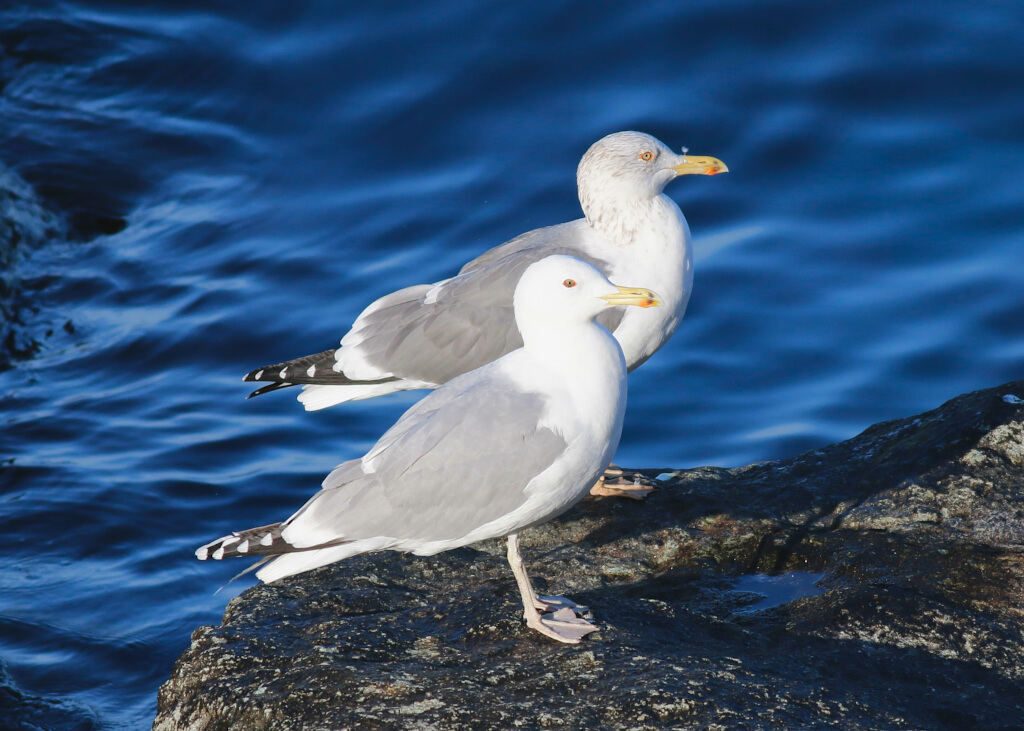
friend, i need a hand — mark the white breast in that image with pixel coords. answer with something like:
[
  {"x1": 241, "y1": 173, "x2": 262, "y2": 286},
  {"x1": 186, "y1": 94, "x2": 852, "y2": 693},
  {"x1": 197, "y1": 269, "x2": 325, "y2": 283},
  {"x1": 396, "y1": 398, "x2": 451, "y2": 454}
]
[{"x1": 580, "y1": 195, "x2": 693, "y2": 369}]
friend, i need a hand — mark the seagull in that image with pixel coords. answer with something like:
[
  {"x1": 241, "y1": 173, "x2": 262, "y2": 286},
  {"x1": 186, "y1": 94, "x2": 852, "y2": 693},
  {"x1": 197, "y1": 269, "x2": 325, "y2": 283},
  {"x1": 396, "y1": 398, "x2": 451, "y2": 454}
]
[
  {"x1": 198, "y1": 255, "x2": 663, "y2": 644},
  {"x1": 244, "y1": 131, "x2": 726, "y2": 497}
]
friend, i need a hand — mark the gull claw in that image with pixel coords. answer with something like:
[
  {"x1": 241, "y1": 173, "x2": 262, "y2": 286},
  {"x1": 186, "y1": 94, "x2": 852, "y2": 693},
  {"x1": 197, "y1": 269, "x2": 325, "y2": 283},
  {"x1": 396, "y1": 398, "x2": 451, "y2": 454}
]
[
  {"x1": 588, "y1": 468, "x2": 655, "y2": 500},
  {"x1": 528, "y1": 606, "x2": 598, "y2": 644},
  {"x1": 536, "y1": 595, "x2": 590, "y2": 614}
]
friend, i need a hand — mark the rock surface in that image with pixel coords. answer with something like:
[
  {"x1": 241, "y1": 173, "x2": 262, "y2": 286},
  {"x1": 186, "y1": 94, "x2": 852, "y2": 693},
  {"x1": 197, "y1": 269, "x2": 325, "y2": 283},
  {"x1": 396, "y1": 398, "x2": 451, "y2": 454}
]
[{"x1": 154, "y1": 381, "x2": 1024, "y2": 730}]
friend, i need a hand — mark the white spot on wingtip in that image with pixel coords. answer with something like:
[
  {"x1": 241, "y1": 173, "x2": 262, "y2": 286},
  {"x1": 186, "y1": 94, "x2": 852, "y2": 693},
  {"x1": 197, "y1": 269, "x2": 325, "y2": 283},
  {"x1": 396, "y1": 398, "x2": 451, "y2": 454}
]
[
  {"x1": 237, "y1": 540, "x2": 249, "y2": 553},
  {"x1": 260, "y1": 533, "x2": 273, "y2": 546},
  {"x1": 255, "y1": 369, "x2": 264, "y2": 380},
  {"x1": 212, "y1": 546, "x2": 225, "y2": 560},
  {"x1": 307, "y1": 364, "x2": 316, "y2": 377},
  {"x1": 196, "y1": 547, "x2": 208, "y2": 560},
  {"x1": 1003, "y1": 394, "x2": 1022, "y2": 404},
  {"x1": 279, "y1": 368, "x2": 288, "y2": 379}
]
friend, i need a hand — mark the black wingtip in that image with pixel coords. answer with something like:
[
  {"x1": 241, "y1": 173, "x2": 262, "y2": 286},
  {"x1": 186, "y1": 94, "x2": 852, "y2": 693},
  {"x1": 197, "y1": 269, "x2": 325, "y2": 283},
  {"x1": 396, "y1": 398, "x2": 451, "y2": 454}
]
[
  {"x1": 243, "y1": 366, "x2": 269, "y2": 382},
  {"x1": 240, "y1": 349, "x2": 397, "y2": 399},
  {"x1": 247, "y1": 382, "x2": 294, "y2": 399}
]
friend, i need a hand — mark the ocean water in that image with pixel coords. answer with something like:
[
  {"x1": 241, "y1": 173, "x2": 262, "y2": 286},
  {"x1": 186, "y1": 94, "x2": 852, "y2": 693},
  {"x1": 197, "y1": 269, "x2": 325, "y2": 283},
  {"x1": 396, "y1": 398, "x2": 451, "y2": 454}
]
[{"x1": 1, "y1": 1, "x2": 1022, "y2": 727}]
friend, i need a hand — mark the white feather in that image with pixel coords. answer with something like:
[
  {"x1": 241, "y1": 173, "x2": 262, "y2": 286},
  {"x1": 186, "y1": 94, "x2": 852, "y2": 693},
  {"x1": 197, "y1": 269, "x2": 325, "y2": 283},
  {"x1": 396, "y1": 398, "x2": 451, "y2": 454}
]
[{"x1": 297, "y1": 379, "x2": 435, "y2": 411}]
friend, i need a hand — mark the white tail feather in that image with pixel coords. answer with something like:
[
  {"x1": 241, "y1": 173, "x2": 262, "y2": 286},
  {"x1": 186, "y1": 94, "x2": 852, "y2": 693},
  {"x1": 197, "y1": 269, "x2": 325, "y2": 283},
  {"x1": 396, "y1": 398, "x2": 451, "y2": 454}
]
[
  {"x1": 255, "y1": 539, "x2": 390, "y2": 583},
  {"x1": 297, "y1": 381, "x2": 433, "y2": 410}
]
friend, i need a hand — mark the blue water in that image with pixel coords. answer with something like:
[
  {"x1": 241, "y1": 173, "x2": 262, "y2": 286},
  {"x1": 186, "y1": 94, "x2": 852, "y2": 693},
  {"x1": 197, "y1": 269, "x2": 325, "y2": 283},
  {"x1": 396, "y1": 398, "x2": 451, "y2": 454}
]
[
  {"x1": 729, "y1": 572, "x2": 826, "y2": 614},
  {"x1": 1, "y1": 1, "x2": 1022, "y2": 727}
]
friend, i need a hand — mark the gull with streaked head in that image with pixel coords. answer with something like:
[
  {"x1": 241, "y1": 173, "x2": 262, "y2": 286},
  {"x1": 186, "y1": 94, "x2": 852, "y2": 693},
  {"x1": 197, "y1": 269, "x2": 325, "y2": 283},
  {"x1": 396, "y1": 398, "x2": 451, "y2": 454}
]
[{"x1": 244, "y1": 131, "x2": 727, "y2": 497}]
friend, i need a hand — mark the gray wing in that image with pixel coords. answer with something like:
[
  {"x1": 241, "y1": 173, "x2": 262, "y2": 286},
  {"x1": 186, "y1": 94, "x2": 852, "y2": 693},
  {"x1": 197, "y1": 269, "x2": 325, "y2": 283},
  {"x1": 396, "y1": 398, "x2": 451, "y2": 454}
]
[
  {"x1": 457, "y1": 221, "x2": 584, "y2": 273},
  {"x1": 344, "y1": 220, "x2": 622, "y2": 385},
  {"x1": 283, "y1": 368, "x2": 568, "y2": 544}
]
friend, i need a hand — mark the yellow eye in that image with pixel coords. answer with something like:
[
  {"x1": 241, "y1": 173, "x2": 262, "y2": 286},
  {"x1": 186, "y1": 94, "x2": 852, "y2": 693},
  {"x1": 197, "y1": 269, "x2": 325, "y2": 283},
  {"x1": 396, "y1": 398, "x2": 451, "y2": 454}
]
[
  {"x1": 563, "y1": 279, "x2": 577, "y2": 288},
  {"x1": 639, "y1": 151, "x2": 654, "y2": 161}
]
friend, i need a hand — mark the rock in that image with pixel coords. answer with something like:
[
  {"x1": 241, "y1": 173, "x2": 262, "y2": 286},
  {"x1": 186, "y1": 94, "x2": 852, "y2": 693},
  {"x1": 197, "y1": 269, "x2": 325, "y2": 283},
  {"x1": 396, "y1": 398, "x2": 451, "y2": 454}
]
[{"x1": 154, "y1": 381, "x2": 1024, "y2": 730}]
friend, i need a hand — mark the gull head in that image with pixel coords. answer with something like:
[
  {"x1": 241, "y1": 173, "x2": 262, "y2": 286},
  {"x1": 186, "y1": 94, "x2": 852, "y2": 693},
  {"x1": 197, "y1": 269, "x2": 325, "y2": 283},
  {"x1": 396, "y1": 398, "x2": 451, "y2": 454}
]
[
  {"x1": 576, "y1": 131, "x2": 727, "y2": 235},
  {"x1": 513, "y1": 255, "x2": 662, "y2": 337}
]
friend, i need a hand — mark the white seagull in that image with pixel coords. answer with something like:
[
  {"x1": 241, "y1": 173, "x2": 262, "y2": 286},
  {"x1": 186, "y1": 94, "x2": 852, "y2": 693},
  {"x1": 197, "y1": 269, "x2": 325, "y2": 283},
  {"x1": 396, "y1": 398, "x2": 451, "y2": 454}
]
[
  {"x1": 199, "y1": 255, "x2": 663, "y2": 644},
  {"x1": 244, "y1": 131, "x2": 725, "y2": 497}
]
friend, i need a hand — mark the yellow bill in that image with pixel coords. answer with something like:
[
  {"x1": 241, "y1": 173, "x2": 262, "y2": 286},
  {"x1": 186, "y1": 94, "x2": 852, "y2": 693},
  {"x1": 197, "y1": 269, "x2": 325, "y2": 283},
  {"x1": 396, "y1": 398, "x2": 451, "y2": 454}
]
[
  {"x1": 600, "y1": 286, "x2": 664, "y2": 309},
  {"x1": 670, "y1": 155, "x2": 729, "y2": 176}
]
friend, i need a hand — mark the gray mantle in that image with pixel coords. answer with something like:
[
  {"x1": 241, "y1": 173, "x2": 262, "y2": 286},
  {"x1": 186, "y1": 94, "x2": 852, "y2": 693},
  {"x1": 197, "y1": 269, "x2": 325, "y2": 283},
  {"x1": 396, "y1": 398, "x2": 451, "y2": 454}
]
[{"x1": 154, "y1": 380, "x2": 1024, "y2": 730}]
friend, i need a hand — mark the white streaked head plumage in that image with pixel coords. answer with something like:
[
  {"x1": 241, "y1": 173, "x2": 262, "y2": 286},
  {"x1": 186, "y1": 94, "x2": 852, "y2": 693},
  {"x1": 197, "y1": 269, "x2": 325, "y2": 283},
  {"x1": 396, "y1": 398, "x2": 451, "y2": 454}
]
[
  {"x1": 576, "y1": 131, "x2": 682, "y2": 241},
  {"x1": 579, "y1": 131, "x2": 677, "y2": 192}
]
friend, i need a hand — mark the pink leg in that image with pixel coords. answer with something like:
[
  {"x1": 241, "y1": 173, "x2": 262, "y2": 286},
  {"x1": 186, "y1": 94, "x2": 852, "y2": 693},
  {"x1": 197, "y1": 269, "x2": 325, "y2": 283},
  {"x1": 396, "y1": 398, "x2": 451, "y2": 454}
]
[{"x1": 506, "y1": 533, "x2": 598, "y2": 644}]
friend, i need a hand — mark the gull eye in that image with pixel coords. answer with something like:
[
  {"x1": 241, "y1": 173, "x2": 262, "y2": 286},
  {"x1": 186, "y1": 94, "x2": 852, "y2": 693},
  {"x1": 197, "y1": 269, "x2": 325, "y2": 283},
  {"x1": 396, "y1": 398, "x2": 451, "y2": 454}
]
[
  {"x1": 639, "y1": 151, "x2": 654, "y2": 162},
  {"x1": 563, "y1": 279, "x2": 577, "y2": 288}
]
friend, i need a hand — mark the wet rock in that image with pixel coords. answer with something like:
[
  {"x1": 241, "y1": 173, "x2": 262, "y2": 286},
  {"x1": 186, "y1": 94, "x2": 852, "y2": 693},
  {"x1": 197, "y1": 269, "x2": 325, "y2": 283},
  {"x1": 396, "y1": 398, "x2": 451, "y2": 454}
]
[{"x1": 154, "y1": 381, "x2": 1024, "y2": 730}]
